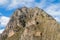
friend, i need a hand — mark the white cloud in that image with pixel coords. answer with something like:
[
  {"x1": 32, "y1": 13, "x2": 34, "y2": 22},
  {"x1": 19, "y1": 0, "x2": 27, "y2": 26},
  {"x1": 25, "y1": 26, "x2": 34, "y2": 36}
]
[
  {"x1": 0, "y1": 16, "x2": 10, "y2": 26},
  {"x1": 0, "y1": 0, "x2": 9, "y2": 6},
  {"x1": 7, "y1": 0, "x2": 54, "y2": 9},
  {"x1": 7, "y1": 0, "x2": 55, "y2": 10},
  {"x1": 3, "y1": 0, "x2": 54, "y2": 10},
  {"x1": 44, "y1": 4, "x2": 60, "y2": 22},
  {"x1": 55, "y1": 17, "x2": 60, "y2": 22},
  {"x1": 7, "y1": 0, "x2": 35, "y2": 9},
  {"x1": 0, "y1": 13, "x2": 10, "y2": 34},
  {"x1": 35, "y1": 0, "x2": 47, "y2": 8},
  {"x1": 0, "y1": 29, "x2": 4, "y2": 34}
]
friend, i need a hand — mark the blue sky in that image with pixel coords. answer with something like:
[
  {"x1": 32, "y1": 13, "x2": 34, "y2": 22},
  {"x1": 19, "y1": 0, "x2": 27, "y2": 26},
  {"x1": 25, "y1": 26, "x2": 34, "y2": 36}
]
[{"x1": 0, "y1": 0, "x2": 60, "y2": 33}]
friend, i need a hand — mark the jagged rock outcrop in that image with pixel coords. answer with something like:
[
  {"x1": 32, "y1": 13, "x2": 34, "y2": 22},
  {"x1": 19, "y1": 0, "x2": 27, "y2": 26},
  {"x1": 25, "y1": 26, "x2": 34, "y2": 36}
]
[{"x1": 1, "y1": 7, "x2": 60, "y2": 40}]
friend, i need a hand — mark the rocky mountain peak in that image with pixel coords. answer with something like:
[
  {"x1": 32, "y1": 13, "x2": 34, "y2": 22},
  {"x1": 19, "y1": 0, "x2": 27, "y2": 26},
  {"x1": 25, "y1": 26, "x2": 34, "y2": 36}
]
[{"x1": 0, "y1": 7, "x2": 60, "y2": 40}]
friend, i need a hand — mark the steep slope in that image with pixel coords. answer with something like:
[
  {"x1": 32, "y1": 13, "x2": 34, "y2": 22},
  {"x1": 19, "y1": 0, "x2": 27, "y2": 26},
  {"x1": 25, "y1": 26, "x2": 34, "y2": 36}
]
[{"x1": 1, "y1": 7, "x2": 60, "y2": 40}]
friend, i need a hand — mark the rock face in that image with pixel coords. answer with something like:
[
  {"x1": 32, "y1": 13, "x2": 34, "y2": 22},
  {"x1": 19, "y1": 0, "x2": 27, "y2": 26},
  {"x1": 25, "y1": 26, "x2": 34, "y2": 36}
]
[
  {"x1": 0, "y1": 34, "x2": 2, "y2": 40},
  {"x1": 1, "y1": 7, "x2": 60, "y2": 40}
]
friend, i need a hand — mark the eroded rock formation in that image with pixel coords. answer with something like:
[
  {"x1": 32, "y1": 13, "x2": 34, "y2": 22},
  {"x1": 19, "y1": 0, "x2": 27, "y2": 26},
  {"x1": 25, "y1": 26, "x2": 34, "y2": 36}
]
[{"x1": 1, "y1": 7, "x2": 60, "y2": 40}]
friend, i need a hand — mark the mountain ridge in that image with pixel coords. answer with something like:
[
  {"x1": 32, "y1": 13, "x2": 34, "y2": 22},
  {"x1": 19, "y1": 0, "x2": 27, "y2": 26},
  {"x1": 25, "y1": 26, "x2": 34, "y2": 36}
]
[{"x1": 0, "y1": 7, "x2": 60, "y2": 40}]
